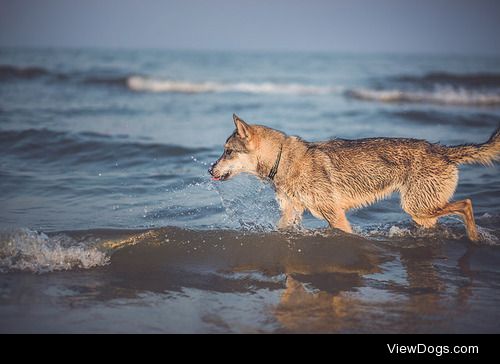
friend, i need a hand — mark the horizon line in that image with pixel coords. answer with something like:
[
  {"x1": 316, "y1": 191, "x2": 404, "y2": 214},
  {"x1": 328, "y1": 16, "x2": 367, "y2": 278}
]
[{"x1": 1, "y1": 44, "x2": 500, "y2": 58}]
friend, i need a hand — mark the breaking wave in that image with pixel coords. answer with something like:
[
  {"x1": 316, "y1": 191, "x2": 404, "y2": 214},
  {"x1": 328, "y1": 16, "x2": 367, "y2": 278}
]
[
  {"x1": 4, "y1": 64, "x2": 500, "y2": 103},
  {"x1": 0, "y1": 64, "x2": 335, "y2": 95},
  {"x1": 350, "y1": 71, "x2": 500, "y2": 106},
  {"x1": 345, "y1": 87, "x2": 500, "y2": 106},
  {"x1": 126, "y1": 76, "x2": 336, "y2": 95},
  {"x1": 394, "y1": 72, "x2": 500, "y2": 88},
  {"x1": 0, "y1": 228, "x2": 109, "y2": 273}
]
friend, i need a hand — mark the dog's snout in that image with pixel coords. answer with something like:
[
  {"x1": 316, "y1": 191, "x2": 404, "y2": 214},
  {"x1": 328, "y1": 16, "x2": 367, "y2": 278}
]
[{"x1": 208, "y1": 163, "x2": 215, "y2": 176}]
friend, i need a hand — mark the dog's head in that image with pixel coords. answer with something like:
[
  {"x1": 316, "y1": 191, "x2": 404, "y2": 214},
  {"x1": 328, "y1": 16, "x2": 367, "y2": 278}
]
[{"x1": 208, "y1": 114, "x2": 260, "y2": 181}]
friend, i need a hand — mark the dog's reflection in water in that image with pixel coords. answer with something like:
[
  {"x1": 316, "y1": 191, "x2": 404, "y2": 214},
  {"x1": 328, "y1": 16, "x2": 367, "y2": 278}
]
[
  {"x1": 273, "y1": 244, "x2": 475, "y2": 333},
  {"x1": 97, "y1": 227, "x2": 476, "y2": 333}
]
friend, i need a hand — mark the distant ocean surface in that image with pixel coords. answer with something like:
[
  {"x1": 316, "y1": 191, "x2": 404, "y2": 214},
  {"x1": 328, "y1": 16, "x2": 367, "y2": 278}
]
[{"x1": 0, "y1": 49, "x2": 499, "y2": 333}]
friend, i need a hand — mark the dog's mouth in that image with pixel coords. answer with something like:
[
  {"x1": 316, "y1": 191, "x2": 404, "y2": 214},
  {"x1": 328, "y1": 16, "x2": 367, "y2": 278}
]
[{"x1": 212, "y1": 172, "x2": 231, "y2": 181}]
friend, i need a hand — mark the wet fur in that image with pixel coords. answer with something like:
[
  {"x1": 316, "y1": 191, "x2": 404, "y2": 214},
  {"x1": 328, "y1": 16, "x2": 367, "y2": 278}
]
[{"x1": 210, "y1": 115, "x2": 500, "y2": 241}]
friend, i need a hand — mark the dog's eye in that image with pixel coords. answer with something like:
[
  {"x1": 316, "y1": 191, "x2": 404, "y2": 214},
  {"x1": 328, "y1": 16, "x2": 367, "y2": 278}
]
[{"x1": 225, "y1": 149, "x2": 233, "y2": 156}]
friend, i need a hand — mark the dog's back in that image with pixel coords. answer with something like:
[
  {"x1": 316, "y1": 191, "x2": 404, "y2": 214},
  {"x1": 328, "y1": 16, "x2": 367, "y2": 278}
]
[{"x1": 301, "y1": 138, "x2": 450, "y2": 209}]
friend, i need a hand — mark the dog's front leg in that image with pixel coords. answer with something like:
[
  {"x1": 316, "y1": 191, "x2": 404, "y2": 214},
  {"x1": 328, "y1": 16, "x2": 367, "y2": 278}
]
[
  {"x1": 320, "y1": 208, "x2": 353, "y2": 234},
  {"x1": 276, "y1": 193, "x2": 303, "y2": 229}
]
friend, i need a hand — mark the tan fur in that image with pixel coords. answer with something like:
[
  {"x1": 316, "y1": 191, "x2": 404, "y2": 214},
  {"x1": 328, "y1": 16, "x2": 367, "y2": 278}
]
[{"x1": 209, "y1": 114, "x2": 500, "y2": 241}]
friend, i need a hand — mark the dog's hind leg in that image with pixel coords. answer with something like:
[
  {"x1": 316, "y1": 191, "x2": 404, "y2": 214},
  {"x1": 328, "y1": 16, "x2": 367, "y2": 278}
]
[
  {"x1": 407, "y1": 200, "x2": 478, "y2": 242},
  {"x1": 400, "y1": 166, "x2": 478, "y2": 241},
  {"x1": 425, "y1": 200, "x2": 478, "y2": 242}
]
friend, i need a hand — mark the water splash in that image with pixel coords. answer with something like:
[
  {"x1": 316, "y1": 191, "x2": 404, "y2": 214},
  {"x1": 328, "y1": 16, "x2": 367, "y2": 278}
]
[
  {"x1": 211, "y1": 175, "x2": 280, "y2": 231},
  {"x1": 143, "y1": 155, "x2": 281, "y2": 231},
  {"x1": 0, "y1": 228, "x2": 109, "y2": 273},
  {"x1": 359, "y1": 217, "x2": 500, "y2": 246}
]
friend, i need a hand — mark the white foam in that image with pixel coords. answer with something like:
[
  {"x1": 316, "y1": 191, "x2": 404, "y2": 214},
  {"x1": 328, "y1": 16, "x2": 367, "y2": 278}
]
[
  {"x1": 347, "y1": 87, "x2": 500, "y2": 106},
  {"x1": 127, "y1": 76, "x2": 335, "y2": 95},
  {"x1": 362, "y1": 220, "x2": 500, "y2": 246},
  {"x1": 363, "y1": 221, "x2": 465, "y2": 241},
  {"x1": 387, "y1": 225, "x2": 411, "y2": 238},
  {"x1": 0, "y1": 228, "x2": 109, "y2": 273},
  {"x1": 477, "y1": 226, "x2": 500, "y2": 245}
]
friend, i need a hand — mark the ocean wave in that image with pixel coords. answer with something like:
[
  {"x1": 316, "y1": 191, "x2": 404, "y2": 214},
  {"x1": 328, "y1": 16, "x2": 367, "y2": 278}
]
[
  {"x1": 0, "y1": 228, "x2": 109, "y2": 273},
  {"x1": 0, "y1": 64, "x2": 335, "y2": 95},
  {"x1": 2, "y1": 222, "x2": 498, "y2": 274},
  {"x1": 0, "y1": 226, "x2": 377, "y2": 274},
  {"x1": 0, "y1": 64, "x2": 127, "y2": 87},
  {"x1": 0, "y1": 64, "x2": 52, "y2": 80},
  {"x1": 82, "y1": 75, "x2": 129, "y2": 87},
  {"x1": 345, "y1": 87, "x2": 500, "y2": 106},
  {"x1": 394, "y1": 72, "x2": 500, "y2": 88},
  {"x1": 0, "y1": 128, "x2": 207, "y2": 165},
  {"x1": 126, "y1": 76, "x2": 335, "y2": 95},
  {"x1": 388, "y1": 110, "x2": 500, "y2": 127},
  {"x1": 4, "y1": 64, "x2": 500, "y2": 103}
]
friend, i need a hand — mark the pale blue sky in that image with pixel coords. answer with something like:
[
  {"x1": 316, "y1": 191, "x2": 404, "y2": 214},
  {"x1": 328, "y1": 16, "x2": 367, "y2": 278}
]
[{"x1": 0, "y1": 0, "x2": 499, "y2": 54}]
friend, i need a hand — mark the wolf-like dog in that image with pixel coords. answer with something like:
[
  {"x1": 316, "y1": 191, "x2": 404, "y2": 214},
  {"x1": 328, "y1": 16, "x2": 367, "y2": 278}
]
[{"x1": 209, "y1": 114, "x2": 500, "y2": 241}]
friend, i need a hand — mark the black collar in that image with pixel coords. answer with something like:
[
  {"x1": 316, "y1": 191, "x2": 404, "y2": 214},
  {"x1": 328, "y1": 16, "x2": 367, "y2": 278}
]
[{"x1": 268, "y1": 144, "x2": 283, "y2": 180}]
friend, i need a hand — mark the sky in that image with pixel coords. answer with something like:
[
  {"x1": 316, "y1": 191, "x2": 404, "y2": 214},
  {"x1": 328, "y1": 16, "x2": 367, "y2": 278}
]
[{"x1": 0, "y1": 0, "x2": 499, "y2": 54}]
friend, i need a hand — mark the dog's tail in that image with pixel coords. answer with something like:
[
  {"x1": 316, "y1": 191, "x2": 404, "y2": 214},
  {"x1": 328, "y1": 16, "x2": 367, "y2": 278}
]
[{"x1": 444, "y1": 127, "x2": 500, "y2": 166}]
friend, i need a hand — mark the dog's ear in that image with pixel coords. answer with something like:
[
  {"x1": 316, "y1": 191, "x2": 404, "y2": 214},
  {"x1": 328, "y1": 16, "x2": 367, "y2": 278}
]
[{"x1": 233, "y1": 114, "x2": 252, "y2": 140}]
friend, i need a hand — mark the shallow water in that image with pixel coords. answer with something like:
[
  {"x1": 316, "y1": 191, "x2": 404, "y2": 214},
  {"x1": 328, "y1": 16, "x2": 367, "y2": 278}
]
[
  {"x1": 0, "y1": 49, "x2": 499, "y2": 333},
  {"x1": 1, "y1": 225, "x2": 500, "y2": 333}
]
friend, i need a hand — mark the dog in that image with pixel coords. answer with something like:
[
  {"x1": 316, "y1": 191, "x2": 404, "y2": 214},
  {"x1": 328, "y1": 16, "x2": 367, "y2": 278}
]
[{"x1": 209, "y1": 114, "x2": 500, "y2": 241}]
